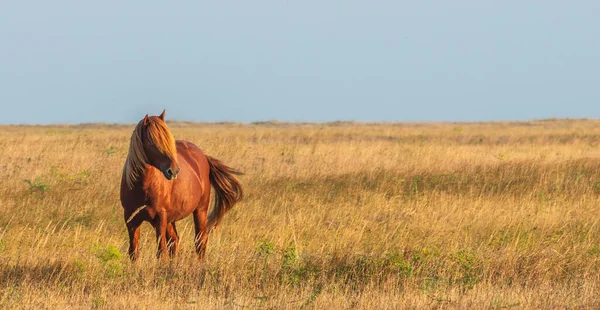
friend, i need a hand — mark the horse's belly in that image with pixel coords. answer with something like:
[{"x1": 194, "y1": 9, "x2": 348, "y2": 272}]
[{"x1": 166, "y1": 198, "x2": 201, "y2": 222}]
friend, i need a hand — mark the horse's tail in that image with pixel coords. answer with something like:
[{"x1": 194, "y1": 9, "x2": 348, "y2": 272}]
[{"x1": 206, "y1": 155, "x2": 244, "y2": 232}]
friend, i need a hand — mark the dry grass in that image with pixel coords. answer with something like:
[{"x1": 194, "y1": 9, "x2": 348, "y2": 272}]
[{"x1": 1, "y1": 119, "x2": 600, "y2": 309}]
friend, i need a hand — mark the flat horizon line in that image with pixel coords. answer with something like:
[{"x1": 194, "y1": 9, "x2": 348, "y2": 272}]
[{"x1": 0, "y1": 117, "x2": 597, "y2": 127}]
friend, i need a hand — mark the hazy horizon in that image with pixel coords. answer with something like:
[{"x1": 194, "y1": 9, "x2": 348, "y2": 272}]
[
  {"x1": 0, "y1": 117, "x2": 600, "y2": 127},
  {"x1": 2, "y1": 1, "x2": 599, "y2": 125}
]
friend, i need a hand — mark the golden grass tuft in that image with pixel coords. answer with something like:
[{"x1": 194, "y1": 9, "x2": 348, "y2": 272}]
[{"x1": 0, "y1": 119, "x2": 600, "y2": 308}]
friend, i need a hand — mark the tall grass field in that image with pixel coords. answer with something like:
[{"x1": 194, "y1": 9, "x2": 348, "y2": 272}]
[{"x1": 1, "y1": 119, "x2": 599, "y2": 309}]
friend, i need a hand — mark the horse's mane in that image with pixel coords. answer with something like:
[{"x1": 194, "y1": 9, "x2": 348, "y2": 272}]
[{"x1": 123, "y1": 117, "x2": 178, "y2": 189}]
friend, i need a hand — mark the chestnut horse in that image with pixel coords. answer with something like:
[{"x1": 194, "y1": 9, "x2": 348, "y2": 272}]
[{"x1": 120, "y1": 110, "x2": 243, "y2": 261}]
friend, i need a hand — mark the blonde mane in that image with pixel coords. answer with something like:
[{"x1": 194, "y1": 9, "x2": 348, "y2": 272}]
[{"x1": 123, "y1": 117, "x2": 178, "y2": 189}]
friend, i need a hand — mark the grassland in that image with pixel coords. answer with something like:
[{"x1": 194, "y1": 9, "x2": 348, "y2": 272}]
[{"x1": 1, "y1": 119, "x2": 600, "y2": 309}]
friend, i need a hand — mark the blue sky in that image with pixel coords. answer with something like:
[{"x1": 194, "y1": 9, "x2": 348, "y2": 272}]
[{"x1": 1, "y1": 1, "x2": 599, "y2": 124}]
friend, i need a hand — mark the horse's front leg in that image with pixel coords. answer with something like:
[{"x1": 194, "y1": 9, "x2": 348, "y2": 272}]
[
  {"x1": 154, "y1": 209, "x2": 169, "y2": 260},
  {"x1": 166, "y1": 222, "x2": 180, "y2": 258},
  {"x1": 126, "y1": 220, "x2": 142, "y2": 262},
  {"x1": 124, "y1": 210, "x2": 143, "y2": 262}
]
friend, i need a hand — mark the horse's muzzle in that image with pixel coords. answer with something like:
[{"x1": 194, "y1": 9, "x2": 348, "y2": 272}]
[{"x1": 163, "y1": 167, "x2": 180, "y2": 180}]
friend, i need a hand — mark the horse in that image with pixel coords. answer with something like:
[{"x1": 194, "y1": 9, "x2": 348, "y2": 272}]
[{"x1": 120, "y1": 110, "x2": 243, "y2": 261}]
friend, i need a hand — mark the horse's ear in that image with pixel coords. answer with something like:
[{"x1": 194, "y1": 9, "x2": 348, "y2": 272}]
[
  {"x1": 159, "y1": 109, "x2": 166, "y2": 121},
  {"x1": 143, "y1": 114, "x2": 150, "y2": 126}
]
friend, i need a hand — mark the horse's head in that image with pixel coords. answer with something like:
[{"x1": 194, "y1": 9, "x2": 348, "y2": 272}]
[{"x1": 140, "y1": 110, "x2": 180, "y2": 180}]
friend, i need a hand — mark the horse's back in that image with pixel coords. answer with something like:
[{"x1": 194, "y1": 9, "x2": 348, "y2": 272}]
[{"x1": 176, "y1": 140, "x2": 209, "y2": 179}]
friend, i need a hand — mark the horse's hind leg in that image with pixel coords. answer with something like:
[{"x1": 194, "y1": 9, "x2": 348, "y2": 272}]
[
  {"x1": 192, "y1": 208, "x2": 208, "y2": 261},
  {"x1": 166, "y1": 222, "x2": 180, "y2": 258}
]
